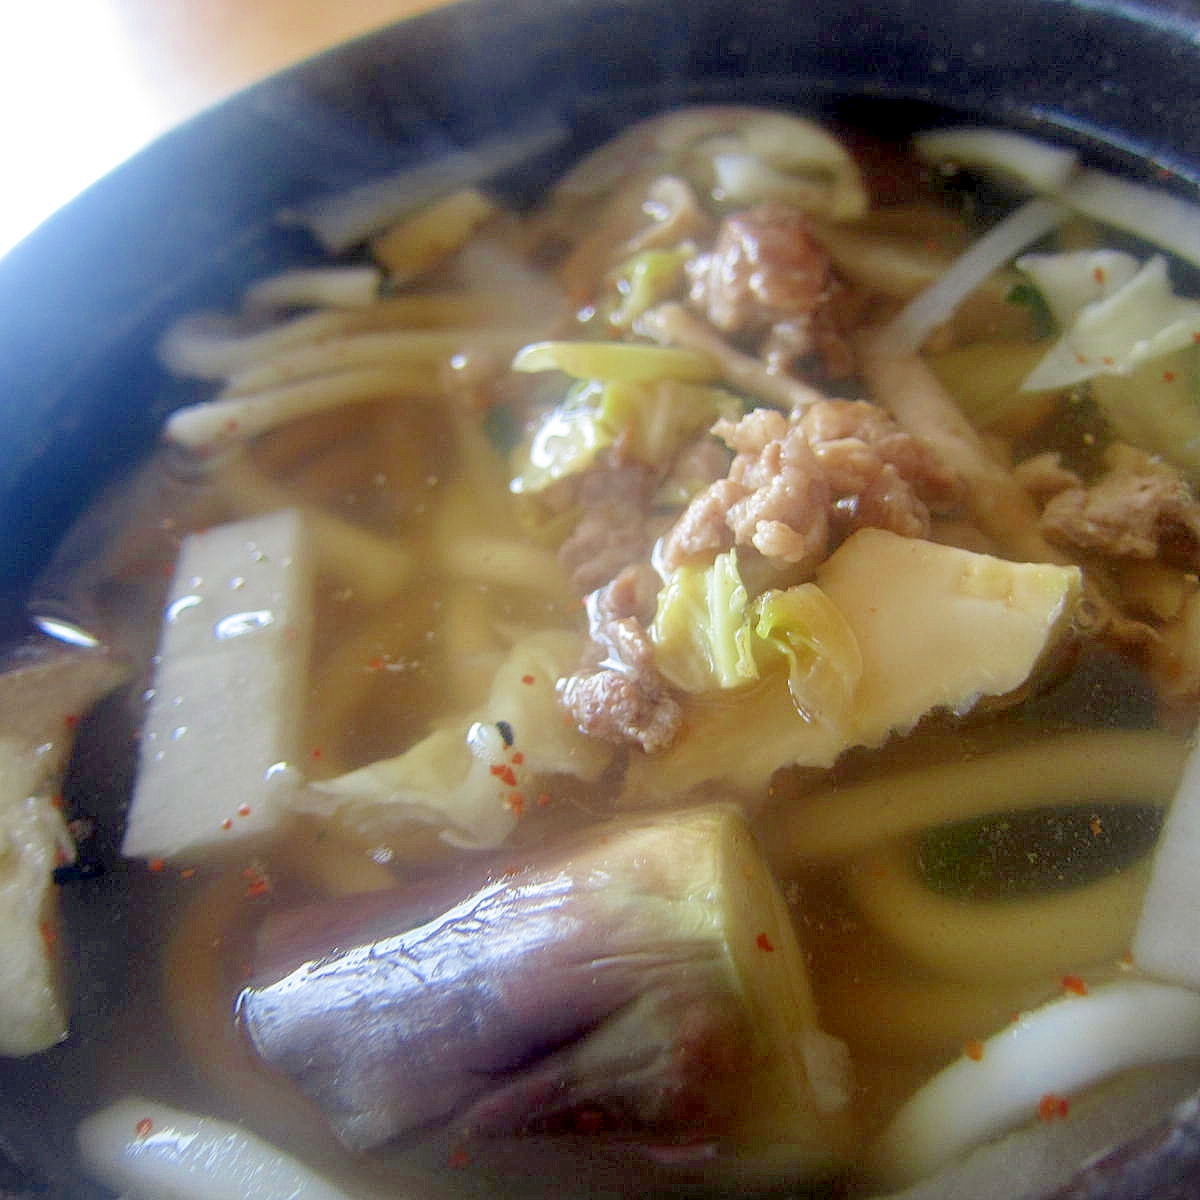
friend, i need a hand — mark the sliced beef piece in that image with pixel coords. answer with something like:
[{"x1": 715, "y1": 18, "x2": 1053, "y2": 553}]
[
  {"x1": 1040, "y1": 445, "x2": 1200, "y2": 569},
  {"x1": 558, "y1": 567, "x2": 682, "y2": 755},
  {"x1": 686, "y1": 205, "x2": 853, "y2": 377},
  {"x1": 688, "y1": 206, "x2": 833, "y2": 337},
  {"x1": 557, "y1": 456, "x2": 658, "y2": 595}
]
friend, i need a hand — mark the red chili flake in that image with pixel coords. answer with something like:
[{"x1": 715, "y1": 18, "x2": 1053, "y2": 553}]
[
  {"x1": 964, "y1": 1039, "x2": 985, "y2": 1062},
  {"x1": 63, "y1": 714, "x2": 80, "y2": 731},
  {"x1": 224, "y1": 418, "x2": 240, "y2": 434},
  {"x1": 309, "y1": 747, "x2": 324, "y2": 761},
  {"x1": 1061, "y1": 974, "x2": 1088, "y2": 996},
  {"x1": 53, "y1": 846, "x2": 68, "y2": 868},
  {"x1": 180, "y1": 867, "x2": 196, "y2": 880},
  {"x1": 447, "y1": 1144, "x2": 470, "y2": 1169},
  {"x1": 507, "y1": 792, "x2": 526, "y2": 817},
  {"x1": 147, "y1": 858, "x2": 166, "y2": 874},
  {"x1": 221, "y1": 818, "x2": 233, "y2": 831},
  {"x1": 39, "y1": 921, "x2": 58, "y2": 953},
  {"x1": 1038, "y1": 1093, "x2": 1070, "y2": 1122},
  {"x1": 134, "y1": 1117, "x2": 153, "y2": 1139},
  {"x1": 1074, "y1": 352, "x2": 1089, "y2": 365},
  {"x1": 49, "y1": 794, "x2": 64, "y2": 811},
  {"x1": 246, "y1": 878, "x2": 271, "y2": 899},
  {"x1": 521, "y1": 674, "x2": 535, "y2": 686},
  {"x1": 366, "y1": 656, "x2": 386, "y2": 672},
  {"x1": 1093, "y1": 266, "x2": 1107, "y2": 285},
  {"x1": 1194, "y1": 331, "x2": 1200, "y2": 344},
  {"x1": 1101, "y1": 356, "x2": 1115, "y2": 366},
  {"x1": 490, "y1": 765, "x2": 518, "y2": 787},
  {"x1": 1164, "y1": 370, "x2": 1178, "y2": 383},
  {"x1": 755, "y1": 932, "x2": 775, "y2": 953},
  {"x1": 237, "y1": 804, "x2": 252, "y2": 818},
  {"x1": 511, "y1": 751, "x2": 525, "y2": 766},
  {"x1": 537, "y1": 792, "x2": 552, "y2": 807}
]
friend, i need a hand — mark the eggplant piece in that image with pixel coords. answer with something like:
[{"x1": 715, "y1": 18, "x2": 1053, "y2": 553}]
[{"x1": 238, "y1": 805, "x2": 851, "y2": 1176}]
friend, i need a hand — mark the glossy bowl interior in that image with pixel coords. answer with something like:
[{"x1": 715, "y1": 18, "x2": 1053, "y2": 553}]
[{"x1": 2, "y1": 0, "x2": 1200, "y2": 1194}]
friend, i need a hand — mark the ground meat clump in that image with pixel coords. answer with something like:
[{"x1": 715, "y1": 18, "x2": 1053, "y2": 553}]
[
  {"x1": 661, "y1": 399, "x2": 964, "y2": 574},
  {"x1": 686, "y1": 205, "x2": 851, "y2": 377},
  {"x1": 558, "y1": 566, "x2": 682, "y2": 754},
  {"x1": 1037, "y1": 445, "x2": 1200, "y2": 569},
  {"x1": 689, "y1": 206, "x2": 831, "y2": 334},
  {"x1": 557, "y1": 455, "x2": 659, "y2": 595}
]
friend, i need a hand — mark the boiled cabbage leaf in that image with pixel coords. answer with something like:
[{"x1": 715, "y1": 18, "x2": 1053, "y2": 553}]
[
  {"x1": 607, "y1": 245, "x2": 693, "y2": 329},
  {"x1": 1014, "y1": 249, "x2": 1141, "y2": 329},
  {"x1": 649, "y1": 549, "x2": 759, "y2": 693},
  {"x1": 302, "y1": 631, "x2": 611, "y2": 849},
  {"x1": 1021, "y1": 254, "x2": 1200, "y2": 390},
  {"x1": 752, "y1": 584, "x2": 862, "y2": 727},
  {"x1": 510, "y1": 379, "x2": 739, "y2": 493}
]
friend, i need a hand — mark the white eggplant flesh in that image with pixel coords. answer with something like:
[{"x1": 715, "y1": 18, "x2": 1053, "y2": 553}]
[{"x1": 0, "y1": 643, "x2": 126, "y2": 1055}]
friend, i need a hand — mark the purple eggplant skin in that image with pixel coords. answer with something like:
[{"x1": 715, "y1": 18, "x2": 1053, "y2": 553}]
[{"x1": 237, "y1": 805, "x2": 814, "y2": 1158}]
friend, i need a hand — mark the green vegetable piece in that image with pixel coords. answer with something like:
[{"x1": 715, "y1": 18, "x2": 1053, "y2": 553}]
[
  {"x1": 607, "y1": 246, "x2": 692, "y2": 329},
  {"x1": 509, "y1": 382, "x2": 610, "y2": 494},
  {"x1": 650, "y1": 550, "x2": 759, "y2": 693},
  {"x1": 598, "y1": 379, "x2": 739, "y2": 465},
  {"x1": 752, "y1": 584, "x2": 862, "y2": 726},
  {"x1": 512, "y1": 340, "x2": 719, "y2": 382},
  {"x1": 1006, "y1": 282, "x2": 1057, "y2": 339},
  {"x1": 919, "y1": 804, "x2": 1163, "y2": 899},
  {"x1": 1090, "y1": 345, "x2": 1200, "y2": 484},
  {"x1": 510, "y1": 379, "x2": 736, "y2": 494}
]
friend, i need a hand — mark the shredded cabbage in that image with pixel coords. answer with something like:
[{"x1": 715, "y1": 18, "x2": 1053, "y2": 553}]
[
  {"x1": 1021, "y1": 254, "x2": 1200, "y2": 391},
  {"x1": 752, "y1": 584, "x2": 862, "y2": 726},
  {"x1": 649, "y1": 550, "x2": 759, "y2": 693},
  {"x1": 607, "y1": 245, "x2": 693, "y2": 329},
  {"x1": 301, "y1": 631, "x2": 612, "y2": 849},
  {"x1": 1013, "y1": 249, "x2": 1140, "y2": 328},
  {"x1": 510, "y1": 379, "x2": 739, "y2": 493},
  {"x1": 512, "y1": 340, "x2": 718, "y2": 382},
  {"x1": 1090, "y1": 348, "x2": 1200, "y2": 482}
]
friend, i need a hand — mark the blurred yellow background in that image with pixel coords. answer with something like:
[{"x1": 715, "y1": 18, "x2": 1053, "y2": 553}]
[{"x1": 1, "y1": 0, "x2": 446, "y2": 256}]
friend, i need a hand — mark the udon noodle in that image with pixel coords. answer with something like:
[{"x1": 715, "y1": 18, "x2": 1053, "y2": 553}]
[{"x1": 7, "y1": 105, "x2": 1200, "y2": 1199}]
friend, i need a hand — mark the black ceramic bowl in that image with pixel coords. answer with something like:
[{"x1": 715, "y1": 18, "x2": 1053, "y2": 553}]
[{"x1": 3, "y1": 0, "x2": 1200, "y2": 1195}]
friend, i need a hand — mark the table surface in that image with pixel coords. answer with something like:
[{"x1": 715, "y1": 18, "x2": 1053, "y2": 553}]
[{"x1": 1, "y1": 0, "x2": 446, "y2": 258}]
